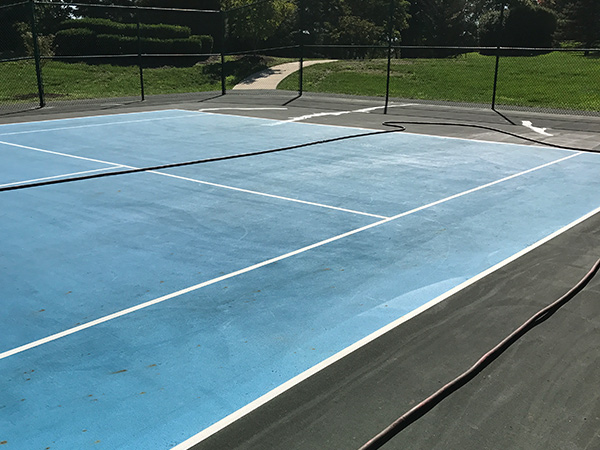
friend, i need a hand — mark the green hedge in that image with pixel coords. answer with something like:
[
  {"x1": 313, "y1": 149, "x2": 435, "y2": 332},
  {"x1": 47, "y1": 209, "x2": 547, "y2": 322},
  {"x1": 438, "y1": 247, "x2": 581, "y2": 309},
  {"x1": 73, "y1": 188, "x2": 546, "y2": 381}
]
[
  {"x1": 54, "y1": 19, "x2": 213, "y2": 56},
  {"x1": 54, "y1": 28, "x2": 97, "y2": 56},
  {"x1": 95, "y1": 34, "x2": 212, "y2": 55},
  {"x1": 59, "y1": 18, "x2": 192, "y2": 40}
]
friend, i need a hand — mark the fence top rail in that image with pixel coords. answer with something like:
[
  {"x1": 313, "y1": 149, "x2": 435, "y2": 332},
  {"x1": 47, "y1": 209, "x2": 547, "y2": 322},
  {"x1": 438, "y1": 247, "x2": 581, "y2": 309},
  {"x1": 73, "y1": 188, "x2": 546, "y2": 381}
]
[
  {"x1": 0, "y1": 55, "x2": 34, "y2": 63},
  {"x1": 0, "y1": 1, "x2": 28, "y2": 10},
  {"x1": 306, "y1": 44, "x2": 389, "y2": 49},
  {"x1": 392, "y1": 45, "x2": 600, "y2": 52},
  {"x1": 225, "y1": 45, "x2": 300, "y2": 56},
  {"x1": 46, "y1": 52, "x2": 221, "y2": 59},
  {"x1": 34, "y1": 1, "x2": 220, "y2": 14}
]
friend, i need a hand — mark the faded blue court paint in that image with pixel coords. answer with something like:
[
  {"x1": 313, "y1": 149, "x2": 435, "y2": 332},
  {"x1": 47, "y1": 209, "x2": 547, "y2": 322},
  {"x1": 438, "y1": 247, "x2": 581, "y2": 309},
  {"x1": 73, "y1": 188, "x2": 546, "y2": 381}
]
[{"x1": 1, "y1": 111, "x2": 600, "y2": 449}]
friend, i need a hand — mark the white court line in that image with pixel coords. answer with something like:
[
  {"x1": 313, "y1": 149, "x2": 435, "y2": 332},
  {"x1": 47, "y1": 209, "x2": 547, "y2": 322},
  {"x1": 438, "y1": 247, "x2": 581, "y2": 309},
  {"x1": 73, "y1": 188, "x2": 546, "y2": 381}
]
[
  {"x1": 191, "y1": 110, "x2": 576, "y2": 154},
  {"x1": 0, "y1": 140, "x2": 130, "y2": 167},
  {"x1": 152, "y1": 171, "x2": 388, "y2": 219},
  {"x1": 0, "y1": 139, "x2": 383, "y2": 218},
  {"x1": 273, "y1": 103, "x2": 417, "y2": 124},
  {"x1": 0, "y1": 109, "x2": 183, "y2": 129},
  {"x1": 171, "y1": 199, "x2": 600, "y2": 450},
  {"x1": 0, "y1": 112, "x2": 197, "y2": 137},
  {"x1": 0, "y1": 150, "x2": 582, "y2": 362},
  {"x1": 198, "y1": 107, "x2": 288, "y2": 112},
  {"x1": 0, "y1": 166, "x2": 124, "y2": 189}
]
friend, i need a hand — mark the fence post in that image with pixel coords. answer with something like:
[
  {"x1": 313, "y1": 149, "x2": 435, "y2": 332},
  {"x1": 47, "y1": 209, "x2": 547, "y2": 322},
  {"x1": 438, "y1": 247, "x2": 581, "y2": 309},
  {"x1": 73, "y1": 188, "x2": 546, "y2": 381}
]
[
  {"x1": 136, "y1": 8, "x2": 145, "y2": 101},
  {"x1": 384, "y1": 0, "x2": 395, "y2": 114},
  {"x1": 29, "y1": 0, "x2": 45, "y2": 108},
  {"x1": 491, "y1": 2, "x2": 506, "y2": 111},
  {"x1": 220, "y1": 10, "x2": 227, "y2": 95},
  {"x1": 298, "y1": 0, "x2": 304, "y2": 96}
]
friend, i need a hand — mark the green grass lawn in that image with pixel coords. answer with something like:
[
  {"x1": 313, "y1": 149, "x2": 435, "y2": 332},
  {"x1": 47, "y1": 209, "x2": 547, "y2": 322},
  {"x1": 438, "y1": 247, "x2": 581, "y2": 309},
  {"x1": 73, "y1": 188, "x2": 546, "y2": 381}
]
[
  {"x1": 1, "y1": 52, "x2": 598, "y2": 112},
  {"x1": 279, "y1": 52, "x2": 600, "y2": 112},
  {"x1": 0, "y1": 55, "x2": 293, "y2": 103}
]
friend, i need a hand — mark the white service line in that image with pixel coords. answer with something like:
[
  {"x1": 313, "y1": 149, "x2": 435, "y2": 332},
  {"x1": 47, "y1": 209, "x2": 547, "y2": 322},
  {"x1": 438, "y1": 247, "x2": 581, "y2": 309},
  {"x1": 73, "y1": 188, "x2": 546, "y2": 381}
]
[
  {"x1": 0, "y1": 166, "x2": 125, "y2": 189},
  {"x1": 152, "y1": 171, "x2": 388, "y2": 219},
  {"x1": 171, "y1": 199, "x2": 600, "y2": 450},
  {"x1": 0, "y1": 137, "x2": 384, "y2": 218},
  {"x1": 0, "y1": 150, "x2": 582, "y2": 362}
]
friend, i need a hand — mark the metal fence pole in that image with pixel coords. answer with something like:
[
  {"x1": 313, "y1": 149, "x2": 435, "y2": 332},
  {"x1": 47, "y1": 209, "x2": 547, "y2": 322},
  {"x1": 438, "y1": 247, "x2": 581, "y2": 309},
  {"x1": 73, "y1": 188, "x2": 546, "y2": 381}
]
[
  {"x1": 491, "y1": 2, "x2": 506, "y2": 111},
  {"x1": 136, "y1": 9, "x2": 145, "y2": 101},
  {"x1": 220, "y1": 10, "x2": 227, "y2": 95},
  {"x1": 384, "y1": 0, "x2": 395, "y2": 114},
  {"x1": 298, "y1": 0, "x2": 304, "y2": 96},
  {"x1": 29, "y1": 0, "x2": 45, "y2": 108}
]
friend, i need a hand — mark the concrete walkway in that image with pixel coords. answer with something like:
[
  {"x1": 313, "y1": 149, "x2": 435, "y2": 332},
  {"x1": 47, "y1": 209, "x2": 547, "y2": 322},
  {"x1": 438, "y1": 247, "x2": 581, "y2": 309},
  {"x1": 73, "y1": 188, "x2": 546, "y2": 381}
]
[{"x1": 232, "y1": 60, "x2": 337, "y2": 90}]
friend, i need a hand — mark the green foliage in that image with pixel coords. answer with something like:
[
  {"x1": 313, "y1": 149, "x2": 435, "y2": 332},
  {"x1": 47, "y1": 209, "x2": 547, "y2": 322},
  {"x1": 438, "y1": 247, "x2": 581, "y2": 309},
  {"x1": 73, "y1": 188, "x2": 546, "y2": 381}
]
[
  {"x1": 59, "y1": 18, "x2": 192, "y2": 39},
  {"x1": 13, "y1": 22, "x2": 55, "y2": 58},
  {"x1": 54, "y1": 28, "x2": 96, "y2": 56},
  {"x1": 94, "y1": 34, "x2": 209, "y2": 55},
  {"x1": 478, "y1": 4, "x2": 558, "y2": 51},
  {"x1": 402, "y1": 0, "x2": 478, "y2": 50},
  {"x1": 478, "y1": 10, "x2": 502, "y2": 48},
  {"x1": 54, "y1": 18, "x2": 212, "y2": 57},
  {"x1": 503, "y1": 5, "x2": 557, "y2": 48},
  {"x1": 224, "y1": 0, "x2": 297, "y2": 49},
  {"x1": 331, "y1": 15, "x2": 385, "y2": 45}
]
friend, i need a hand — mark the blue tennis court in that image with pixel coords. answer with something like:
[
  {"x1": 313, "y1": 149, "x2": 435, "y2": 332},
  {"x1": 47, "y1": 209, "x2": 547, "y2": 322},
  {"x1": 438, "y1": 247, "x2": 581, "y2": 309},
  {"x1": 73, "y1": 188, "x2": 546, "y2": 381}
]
[{"x1": 1, "y1": 109, "x2": 600, "y2": 449}]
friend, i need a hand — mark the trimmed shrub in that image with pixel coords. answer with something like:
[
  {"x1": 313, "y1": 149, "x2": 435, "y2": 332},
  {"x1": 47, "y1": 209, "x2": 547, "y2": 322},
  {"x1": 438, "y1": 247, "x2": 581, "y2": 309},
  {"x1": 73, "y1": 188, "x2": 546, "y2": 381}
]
[
  {"x1": 55, "y1": 28, "x2": 96, "y2": 56},
  {"x1": 59, "y1": 18, "x2": 192, "y2": 40},
  {"x1": 95, "y1": 34, "x2": 210, "y2": 55}
]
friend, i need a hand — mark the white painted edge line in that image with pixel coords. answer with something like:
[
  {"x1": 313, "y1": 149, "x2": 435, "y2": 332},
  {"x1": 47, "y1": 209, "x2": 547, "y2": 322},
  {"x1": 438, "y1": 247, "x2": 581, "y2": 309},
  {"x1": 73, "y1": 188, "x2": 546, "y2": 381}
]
[
  {"x1": 0, "y1": 111, "x2": 197, "y2": 137},
  {"x1": 0, "y1": 139, "x2": 384, "y2": 219},
  {"x1": 273, "y1": 104, "x2": 417, "y2": 124},
  {"x1": 0, "y1": 109, "x2": 185, "y2": 129},
  {"x1": 171, "y1": 199, "x2": 600, "y2": 450},
  {"x1": 198, "y1": 107, "x2": 288, "y2": 112},
  {"x1": 152, "y1": 171, "x2": 388, "y2": 219},
  {"x1": 0, "y1": 150, "x2": 581, "y2": 363},
  {"x1": 0, "y1": 166, "x2": 124, "y2": 189},
  {"x1": 190, "y1": 110, "x2": 575, "y2": 153}
]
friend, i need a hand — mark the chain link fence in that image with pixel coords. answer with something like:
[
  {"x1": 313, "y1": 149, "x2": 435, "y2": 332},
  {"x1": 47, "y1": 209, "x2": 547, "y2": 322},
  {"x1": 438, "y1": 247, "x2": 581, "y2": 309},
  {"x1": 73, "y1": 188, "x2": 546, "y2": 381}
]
[{"x1": 1, "y1": 0, "x2": 598, "y2": 116}]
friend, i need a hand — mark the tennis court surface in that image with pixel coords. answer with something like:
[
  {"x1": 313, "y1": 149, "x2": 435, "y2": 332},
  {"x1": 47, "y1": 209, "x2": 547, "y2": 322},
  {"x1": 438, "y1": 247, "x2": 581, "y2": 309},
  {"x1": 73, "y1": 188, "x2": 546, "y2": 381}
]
[{"x1": 1, "y1": 97, "x2": 599, "y2": 450}]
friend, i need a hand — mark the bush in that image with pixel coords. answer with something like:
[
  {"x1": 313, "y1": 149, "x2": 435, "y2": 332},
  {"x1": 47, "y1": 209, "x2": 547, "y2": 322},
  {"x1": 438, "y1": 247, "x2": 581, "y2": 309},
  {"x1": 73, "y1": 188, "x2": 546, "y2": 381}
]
[
  {"x1": 504, "y1": 6, "x2": 557, "y2": 49},
  {"x1": 55, "y1": 28, "x2": 96, "y2": 56},
  {"x1": 14, "y1": 22, "x2": 55, "y2": 58},
  {"x1": 95, "y1": 34, "x2": 209, "y2": 55},
  {"x1": 59, "y1": 18, "x2": 192, "y2": 40}
]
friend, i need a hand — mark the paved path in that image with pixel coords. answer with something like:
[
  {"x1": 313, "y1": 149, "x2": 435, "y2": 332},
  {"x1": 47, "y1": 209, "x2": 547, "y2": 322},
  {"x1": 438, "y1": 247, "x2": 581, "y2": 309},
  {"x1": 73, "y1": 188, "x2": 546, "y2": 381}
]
[{"x1": 232, "y1": 60, "x2": 337, "y2": 90}]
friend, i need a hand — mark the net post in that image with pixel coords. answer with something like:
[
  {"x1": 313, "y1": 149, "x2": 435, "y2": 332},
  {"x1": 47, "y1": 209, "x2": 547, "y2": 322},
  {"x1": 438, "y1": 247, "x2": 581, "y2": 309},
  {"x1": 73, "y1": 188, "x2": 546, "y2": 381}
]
[
  {"x1": 29, "y1": 0, "x2": 45, "y2": 108},
  {"x1": 384, "y1": 0, "x2": 395, "y2": 114}
]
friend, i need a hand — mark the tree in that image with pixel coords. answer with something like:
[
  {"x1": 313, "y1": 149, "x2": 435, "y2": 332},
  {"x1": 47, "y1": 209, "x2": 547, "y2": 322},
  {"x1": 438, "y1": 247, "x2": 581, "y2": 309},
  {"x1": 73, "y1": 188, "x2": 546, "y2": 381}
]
[
  {"x1": 222, "y1": 0, "x2": 296, "y2": 50},
  {"x1": 503, "y1": 4, "x2": 557, "y2": 47},
  {"x1": 559, "y1": 0, "x2": 600, "y2": 48},
  {"x1": 402, "y1": 0, "x2": 479, "y2": 56},
  {"x1": 478, "y1": 1, "x2": 557, "y2": 50}
]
